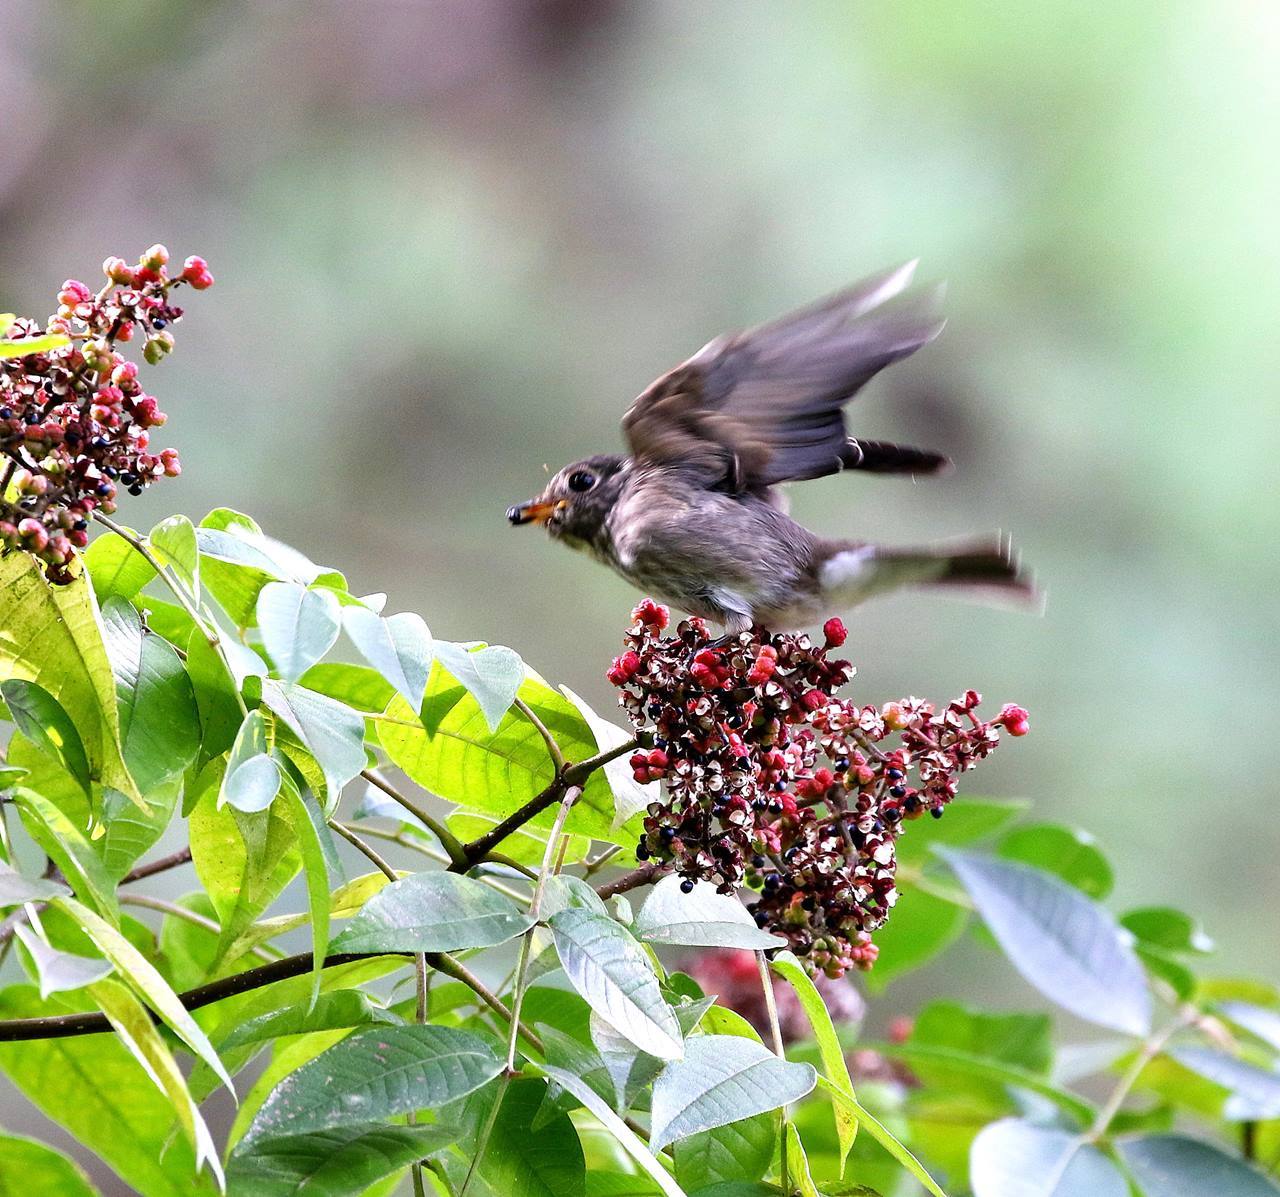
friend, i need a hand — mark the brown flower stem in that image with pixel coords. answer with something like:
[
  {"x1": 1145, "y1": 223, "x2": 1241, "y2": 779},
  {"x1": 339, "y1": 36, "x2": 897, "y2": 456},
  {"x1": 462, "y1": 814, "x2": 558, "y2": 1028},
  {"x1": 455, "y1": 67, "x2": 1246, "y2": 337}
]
[
  {"x1": 594, "y1": 861, "x2": 669, "y2": 899},
  {"x1": 460, "y1": 738, "x2": 637, "y2": 865},
  {"x1": 119, "y1": 846, "x2": 193, "y2": 884}
]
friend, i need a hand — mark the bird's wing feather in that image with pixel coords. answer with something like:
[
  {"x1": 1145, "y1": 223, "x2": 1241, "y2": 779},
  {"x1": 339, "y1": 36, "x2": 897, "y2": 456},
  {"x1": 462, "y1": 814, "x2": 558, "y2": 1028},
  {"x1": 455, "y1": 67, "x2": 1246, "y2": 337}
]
[{"x1": 622, "y1": 262, "x2": 945, "y2": 492}]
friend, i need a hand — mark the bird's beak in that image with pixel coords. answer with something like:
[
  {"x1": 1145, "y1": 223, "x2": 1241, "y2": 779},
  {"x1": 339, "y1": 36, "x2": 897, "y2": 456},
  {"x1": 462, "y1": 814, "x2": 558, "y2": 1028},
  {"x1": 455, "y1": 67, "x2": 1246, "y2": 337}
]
[{"x1": 507, "y1": 498, "x2": 563, "y2": 526}]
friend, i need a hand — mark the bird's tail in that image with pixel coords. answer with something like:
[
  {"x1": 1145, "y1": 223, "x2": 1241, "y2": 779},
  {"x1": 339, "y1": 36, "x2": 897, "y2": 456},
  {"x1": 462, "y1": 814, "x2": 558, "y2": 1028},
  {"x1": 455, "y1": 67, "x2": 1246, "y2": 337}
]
[
  {"x1": 817, "y1": 535, "x2": 1042, "y2": 611},
  {"x1": 841, "y1": 437, "x2": 950, "y2": 476}
]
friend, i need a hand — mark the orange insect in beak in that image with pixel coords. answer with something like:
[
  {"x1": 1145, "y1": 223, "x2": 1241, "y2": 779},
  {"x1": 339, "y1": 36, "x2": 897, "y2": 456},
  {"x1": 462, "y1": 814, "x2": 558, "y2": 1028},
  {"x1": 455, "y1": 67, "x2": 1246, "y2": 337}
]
[{"x1": 506, "y1": 498, "x2": 564, "y2": 526}]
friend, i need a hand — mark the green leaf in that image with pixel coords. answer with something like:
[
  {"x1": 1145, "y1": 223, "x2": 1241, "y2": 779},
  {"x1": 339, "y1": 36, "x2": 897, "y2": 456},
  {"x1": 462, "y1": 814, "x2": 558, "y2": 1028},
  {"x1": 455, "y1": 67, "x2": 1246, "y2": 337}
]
[
  {"x1": 1219, "y1": 1002, "x2": 1280, "y2": 1053},
  {"x1": 260, "y1": 680, "x2": 366, "y2": 807},
  {"x1": 585, "y1": 999, "x2": 714, "y2": 1112},
  {"x1": 90, "y1": 977, "x2": 224, "y2": 1187},
  {"x1": 298, "y1": 661, "x2": 395, "y2": 712},
  {"x1": 149, "y1": 514, "x2": 200, "y2": 598},
  {"x1": 237, "y1": 1025, "x2": 504, "y2": 1149},
  {"x1": 221, "y1": 710, "x2": 284, "y2": 812},
  {"x1": 0, "y1": 555, "x2": 139, "y2": 802},
  {"x1": 184, "y1": 628, "x2": 245, "y2": 761},
  {"x1": 0, "y1": 679, "x2": 91, "y2": 795},
  {"x1": 910, "y1": 1001, "x2": 1053, "y2": 1077},
  {"x1": 101, "y1": 596, "x2": 201, "y2": 792},
  {"x1": 190, "y1": 768, "x2": 301, "y2": 962},
  {"x1": 783, "y1": 1121, "x2": 822, "y2": 1197},
  {"x1": 279, "y1": 777, "x2": 335, "y2": 1005},
  {"x1": 0, "y1": 986, "x2": 217, "y2": 1196},
  {"x1": 542, "y1": 873, "x2": 610, "y2": 920},
  {"x1": 433, "y1": 641, "x2": 524, "y2": 731},
  {"x1": 551, "y1": 907, "x2": 684, "y2": 1060},
  {"x1": 331, "y1": 869, "x2": 534, "y2": 954},
  {"x1": 52, "y1": 895, "x2": 234, "y2": 1091},
  {"x1": 379, "y1": 676, "x2": 631, "y2": 845},
  {"x1": 818, "y1": 1078, "x2": 948, "y2": 1197},
  {"x1": 258, "y1": 581, "x2": 342, "y2": 682},
  {"x1": 13, "y1": 786, "x2": 118, "y2": 920},
  {"x1": 0, "y1": 331, "x2": 69, "y2": 356},
  {"x1": 4, "y1": 731, "x2": 88, "y2": 827},
  {"x1": 538, "y1": 1062, "x2": 689, "y2": 1197},
  {"x1": 969, "y1": 1119, "x2": 1126, "y2": 1196},
  {"x1": 457, "y1": 1077, "x2": 587, "y2": 1197},
  {"x1": 13, "y1": 925, "x2": 112, "y2": 997},
  {"x1": 771, "y1": 950, "x2": 858, "y2": 1170},
  {"x1": 560, "y1": 685, "x2": 652, "y2": 828},
  {"x1": 85, "y1": 529, "x2": 157, "y2": 602},
  {"x1": 227, "y1": 1123, "x2": 458, "y2": 1197},
  {"x1": 674, "y1": 1116, "x2": 776, "y2": 1191},
  {"x1": 1170, "y1": 1047, "x2": 1280, "y2": 1120},
  {"x1": 98, "y1": 782, "x2": 179, "y2": 882},
  {"x1": 1121, "y1": 906, "x2": 1215, "y2": 955},
  {"x1": 884, "y1": 1042, "x2": 1094, "y2": 1124},
  {"x1": 220, "y1": 989, "x2": 396, "y2": 1053},
  {"x1": 863, "y1": 887, "x2": 969, "y2": 991},
  {"x1": 896, "y1": 798, "x2": 1026, "y2": 865},
  {"x1": 1119, "y1": 1134, "x2": 1280, "y2": 1196},
  {"x1": 649, "y1": 1035, "x2": 815, "y2": 1152},
  {"x1": 940, "y1": 849, "x2": 1152, "y2": 1037},
  {"x1": 635, "y1": 876, "x2": 786, "y2": 950},
  {"x1": 997, "y1": 823, "x2": 1114, "y2": 899},
  {"x1": 0, "y1": 860, "x2": 67, "y2": 905},
  {"x1": 344, "y1": 606, "x2": 433, "y2": 710},
  {"x1": 0, "y1": 1132, "x2": 99, "y2": 1197}
]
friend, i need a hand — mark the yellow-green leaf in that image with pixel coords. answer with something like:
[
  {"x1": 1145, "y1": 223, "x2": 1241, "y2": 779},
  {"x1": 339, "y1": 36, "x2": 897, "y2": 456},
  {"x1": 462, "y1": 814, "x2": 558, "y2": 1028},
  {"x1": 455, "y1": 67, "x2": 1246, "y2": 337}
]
[
  {"x1": 0, "y1": 555, "x2": 140, "y2": 804},
  {"x1": 771, "y1": 950, "x2": 858, "y2": 1171}
]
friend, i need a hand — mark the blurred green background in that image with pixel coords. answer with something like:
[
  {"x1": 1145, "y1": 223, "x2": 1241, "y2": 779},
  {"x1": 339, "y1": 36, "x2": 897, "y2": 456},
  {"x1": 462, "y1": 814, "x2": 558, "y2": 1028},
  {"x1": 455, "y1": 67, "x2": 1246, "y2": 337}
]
[{"x1": 3, "y1": 0, "x2": 1277, "y2": 987}]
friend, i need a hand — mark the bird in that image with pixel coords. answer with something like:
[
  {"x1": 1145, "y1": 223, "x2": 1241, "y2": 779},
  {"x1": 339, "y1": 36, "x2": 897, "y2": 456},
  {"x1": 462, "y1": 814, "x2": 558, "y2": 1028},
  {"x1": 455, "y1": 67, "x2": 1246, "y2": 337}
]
[{"x1": 507, "y1": 261, "x2": 1036, "y2": 635}]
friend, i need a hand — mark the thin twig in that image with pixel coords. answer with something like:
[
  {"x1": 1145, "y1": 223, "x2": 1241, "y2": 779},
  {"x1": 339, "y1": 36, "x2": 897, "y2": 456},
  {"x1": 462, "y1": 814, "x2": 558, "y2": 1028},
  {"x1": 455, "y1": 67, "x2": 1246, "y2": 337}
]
[
  {"x1": 119, "y1": 893, "x2": 280, "y2": 962},
  {"x1": 513, "y1": 697, "x2": 566, "y2": 773},
  {"x1": 360, "y1": 768, "x2": 468, "y2": 869},
  {"x1": 1087, "y1": 1005, "x2": 1197, "y2": 1142},
  {"x1": 329, "y1": 820, "x2": 398, "y2": 881},
  {"x1": 120, "y1": 846, "x2": 193, "y2": 885},
  {"x1": 505, "y1": 785, "x2": 580, "y2": 1074},
  {"x1": 758, "y1": 950, "x2": 790, "y2": 1193}
]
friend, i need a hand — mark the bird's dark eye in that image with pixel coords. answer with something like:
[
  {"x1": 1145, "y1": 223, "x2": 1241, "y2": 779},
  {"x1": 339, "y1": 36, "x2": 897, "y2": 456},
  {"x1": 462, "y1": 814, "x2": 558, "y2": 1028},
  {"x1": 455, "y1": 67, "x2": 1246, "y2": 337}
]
[{"x1": 567, "y1": 470, "x2": 596, "y2": 493}]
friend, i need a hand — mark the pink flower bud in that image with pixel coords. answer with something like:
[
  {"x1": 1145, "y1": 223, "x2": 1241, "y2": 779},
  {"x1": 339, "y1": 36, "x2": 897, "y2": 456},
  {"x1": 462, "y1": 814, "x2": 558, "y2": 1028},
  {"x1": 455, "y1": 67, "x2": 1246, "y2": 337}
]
[
  {"x1": 58, "y1": 279, "x2": 93, "y2": 307},
  {"x1": 181, "y1": 255, "x2": 214, "y2": 289},
  {"x1": 998, "y1": 703, "x2": 1030, "y2": 736},
  {"x1": 141, "y1": 244, "x2": 169, "y2": 270},
  {"x1": 823, "y1": 617, "x2": 847, "y2": 648},
  {"x1": 103, "y1": 256, "x2": 135, "y2": 284},
  {"x1": 18, "y1": 519, "x2": 47, "y2": 551}
]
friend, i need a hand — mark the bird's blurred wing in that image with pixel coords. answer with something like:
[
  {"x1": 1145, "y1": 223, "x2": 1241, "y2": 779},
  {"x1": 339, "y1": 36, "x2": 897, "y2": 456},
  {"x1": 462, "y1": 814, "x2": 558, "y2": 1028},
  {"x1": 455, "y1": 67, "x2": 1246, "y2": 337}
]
[{"x1": 622, "y1": 261, "x2": 945, "y2": 492}]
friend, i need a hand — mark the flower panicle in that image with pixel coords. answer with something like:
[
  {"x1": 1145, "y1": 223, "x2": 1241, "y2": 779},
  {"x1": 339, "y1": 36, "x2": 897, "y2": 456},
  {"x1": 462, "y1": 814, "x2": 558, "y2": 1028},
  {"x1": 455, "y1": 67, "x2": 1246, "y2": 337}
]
[
  {"x1": 0, "y1": 244, "x2": 212, "y2": 582},
  {"x1": 609, "y1": 599, "x2": 1028, "y2": 978}
]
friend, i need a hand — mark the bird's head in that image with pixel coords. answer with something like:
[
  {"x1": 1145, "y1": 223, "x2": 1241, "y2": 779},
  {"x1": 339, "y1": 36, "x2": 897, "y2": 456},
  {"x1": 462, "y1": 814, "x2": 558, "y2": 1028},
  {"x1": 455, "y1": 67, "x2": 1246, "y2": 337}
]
[{"x1": 507, "y1": 454, "x2": 628, "y2": 551}]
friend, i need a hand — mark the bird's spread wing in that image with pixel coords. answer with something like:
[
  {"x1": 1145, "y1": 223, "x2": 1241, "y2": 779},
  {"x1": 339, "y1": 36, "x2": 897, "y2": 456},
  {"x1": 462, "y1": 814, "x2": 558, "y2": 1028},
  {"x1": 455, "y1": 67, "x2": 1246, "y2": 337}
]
[{"x1": 621, "y1": 261, "x2": 946, "y2": 493}]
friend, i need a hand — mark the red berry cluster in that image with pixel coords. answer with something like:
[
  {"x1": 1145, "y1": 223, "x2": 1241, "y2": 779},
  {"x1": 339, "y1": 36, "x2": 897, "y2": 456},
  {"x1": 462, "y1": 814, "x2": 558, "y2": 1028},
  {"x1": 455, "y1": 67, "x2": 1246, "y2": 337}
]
[
  {"x1": 609, "y1": 601, "x2": 1027, "y2": 977},
  {"x1": 0, "y1": 245, "x2": 211, "y2": 582}
]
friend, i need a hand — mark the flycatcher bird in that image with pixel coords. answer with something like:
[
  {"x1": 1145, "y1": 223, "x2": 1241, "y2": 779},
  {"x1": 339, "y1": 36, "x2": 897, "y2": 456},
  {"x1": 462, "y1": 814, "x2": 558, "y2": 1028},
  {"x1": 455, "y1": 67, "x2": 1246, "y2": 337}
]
[{"x1": 507, "y1": 261, "x2": 1035, "y2": 634}]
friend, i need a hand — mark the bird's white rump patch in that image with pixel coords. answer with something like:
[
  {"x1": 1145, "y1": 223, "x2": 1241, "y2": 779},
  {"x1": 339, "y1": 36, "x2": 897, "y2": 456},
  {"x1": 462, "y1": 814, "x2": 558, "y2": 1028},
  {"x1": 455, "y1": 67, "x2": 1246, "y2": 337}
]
[{"x1": 817, "y1": 545, "x2": 880, "y2": 604}]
